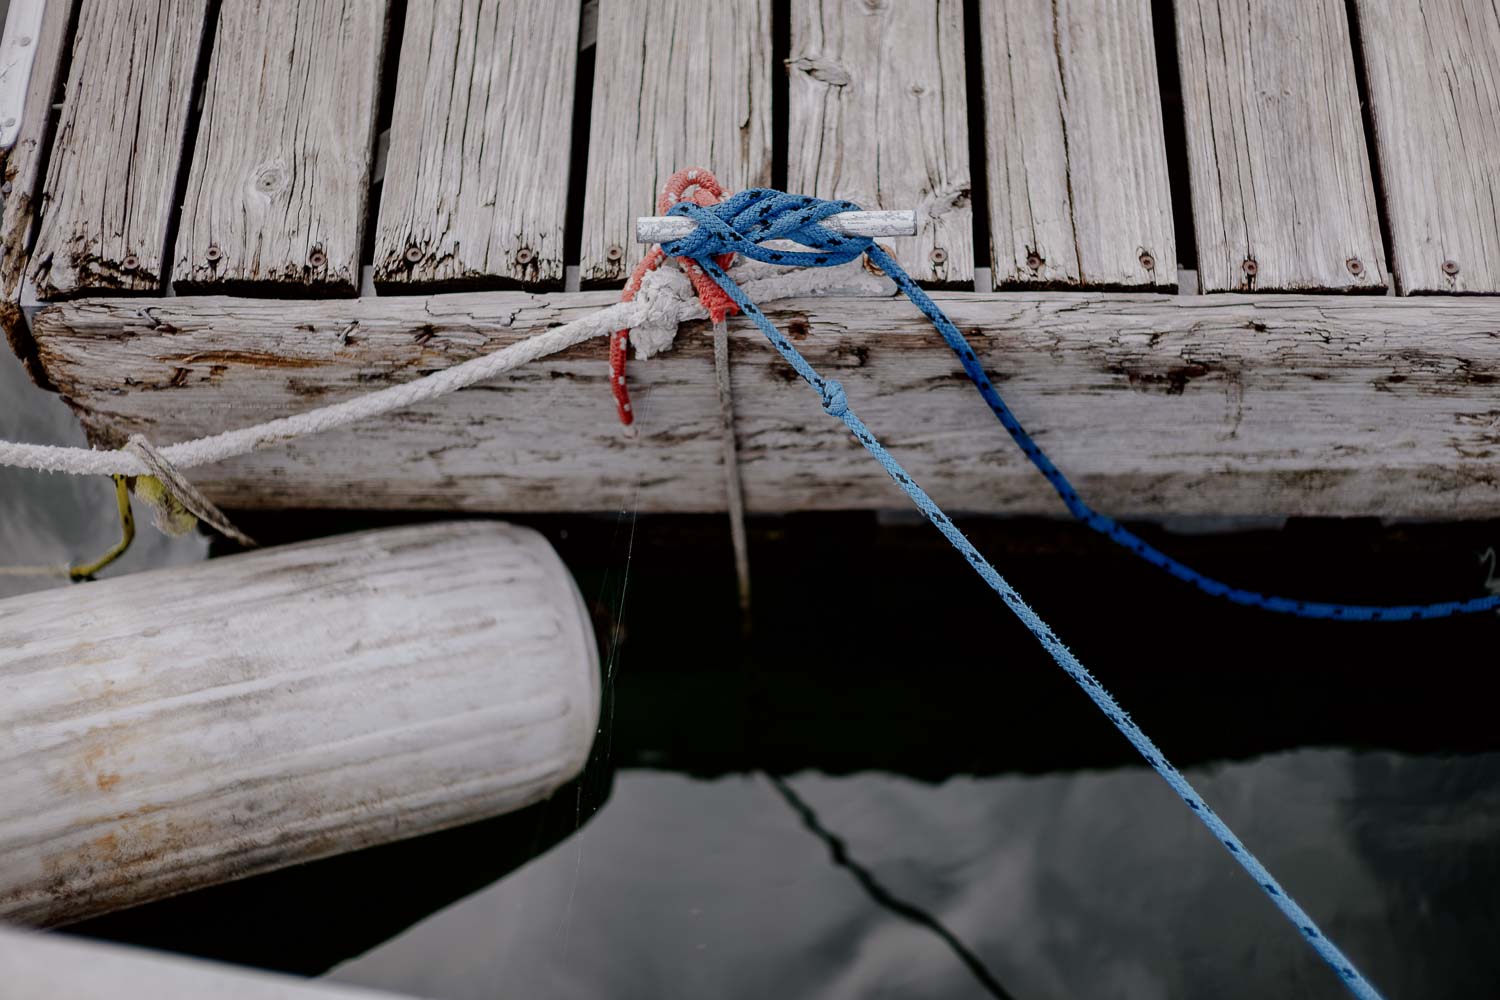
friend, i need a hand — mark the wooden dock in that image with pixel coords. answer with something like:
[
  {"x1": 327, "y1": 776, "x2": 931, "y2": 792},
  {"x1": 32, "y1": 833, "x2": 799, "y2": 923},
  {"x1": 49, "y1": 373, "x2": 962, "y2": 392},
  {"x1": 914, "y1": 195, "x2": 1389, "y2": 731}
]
[{"x1": 4, "y1": 0, "x2": 1500, "y2": 517}]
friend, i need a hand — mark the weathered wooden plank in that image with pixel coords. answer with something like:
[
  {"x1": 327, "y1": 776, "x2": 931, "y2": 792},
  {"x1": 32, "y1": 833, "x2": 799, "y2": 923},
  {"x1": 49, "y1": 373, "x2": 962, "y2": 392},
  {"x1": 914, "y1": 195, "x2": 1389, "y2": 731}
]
[
  {"x1": 172, "y1": 1, "x2": 388, "y2": 294},
  {"x1": 1352, "y1": 0, "x2": 1500, "y2": 294},
  {"x1": 373, "y1": 0, "x2": 578, "y2": 291},
  {"x1": 0, "y1": 0, "x2": 74, "y2": 300},
  {"x1": 0, "y1": 523, "x2": 599, "y2": 926},
  {"x1": 28, "y1": 0, "x2": 207, "y2": 299},
  {"x1": 28, "y1": 291, "x2": 1500, "y2": 518},
  {"x1": 579, "y1": 0, "x2": 772, "y2": 285},
  {"x1": 788, "y1": 0, "x2": 971, "y2": 286},
  {"x1": 979, "y1": 0, "x2": 1175, "y2": 290},
  {"x1": 1173, "y1": 0, "x2": 1387, "y2": 293},
  {"x1": 1, "y1": 926, "x2": 421, "y2": 999}
]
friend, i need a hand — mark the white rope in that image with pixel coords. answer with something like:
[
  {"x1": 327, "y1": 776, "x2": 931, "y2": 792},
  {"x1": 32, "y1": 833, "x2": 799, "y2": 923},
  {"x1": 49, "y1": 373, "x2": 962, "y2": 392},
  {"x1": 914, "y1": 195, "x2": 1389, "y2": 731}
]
[{"x1": 0, "y1": 259, "x2": 894, "y2": 478}]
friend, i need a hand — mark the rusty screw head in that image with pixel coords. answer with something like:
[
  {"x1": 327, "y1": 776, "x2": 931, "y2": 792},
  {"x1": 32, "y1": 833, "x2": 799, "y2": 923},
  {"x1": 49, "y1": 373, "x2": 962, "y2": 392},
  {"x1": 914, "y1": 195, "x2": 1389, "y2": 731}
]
[
  {"x1": 308, "y1": 247, "x2": 326, "y2": 268},
  {"x1": 1242, "y1": 258, "x2": 1259, "y2": 277},
  {"x1": 1139, "y1": 251, "x2": 1156, "y2": 271},
  {"x1": 1443, "y1": 259, "x2": 1461, "y2": 277},
  {"x1": 1025, "y1": 251, "x2": 1043, "y2": 270},
  {"x1": 403, "y1": 245, "x2": 422, "y2": 264},
  {"x1": 605, "y1": 244, "x2": 624, "y2": 263},
  {"x1": 1346, "y1": 257, "x2": 1364, "y2": 276},
  {"x1": 515, "y1": 247, "x2": 535, "y2": 265},
  {"x1": 929, "y1": 247, "x2": 948, "y2": 266},
  {"x1": 204, "y1": 245, "x2": 222, "y2": 263},
  {"x1": 121, "y1": 254, "x2": 139, "y2": 272}
]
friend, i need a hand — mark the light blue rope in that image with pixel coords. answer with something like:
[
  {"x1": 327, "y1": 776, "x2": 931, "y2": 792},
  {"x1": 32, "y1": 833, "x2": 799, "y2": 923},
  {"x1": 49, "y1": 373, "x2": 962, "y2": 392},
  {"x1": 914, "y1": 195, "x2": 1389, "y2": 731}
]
[{"x1": 663, "y1": 189, "x2": 1386, "y2": 999}]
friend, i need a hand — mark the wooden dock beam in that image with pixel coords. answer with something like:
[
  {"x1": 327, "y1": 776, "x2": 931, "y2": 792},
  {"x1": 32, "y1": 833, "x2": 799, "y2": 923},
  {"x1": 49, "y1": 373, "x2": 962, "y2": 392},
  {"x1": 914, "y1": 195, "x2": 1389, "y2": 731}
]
[
  {"x1": 24, "y1": 290, "x2": 1500, "y2": 519},
  {"x1": 0, "y1": 522, "x2": 599, "y2": 926}
]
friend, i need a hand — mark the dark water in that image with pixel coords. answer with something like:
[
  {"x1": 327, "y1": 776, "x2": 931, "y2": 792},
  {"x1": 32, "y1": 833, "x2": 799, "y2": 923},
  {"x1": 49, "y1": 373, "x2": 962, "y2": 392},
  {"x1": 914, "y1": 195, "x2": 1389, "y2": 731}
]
[{"x1": 7, "y1": 348, "x2": 1500, "y2": 998}]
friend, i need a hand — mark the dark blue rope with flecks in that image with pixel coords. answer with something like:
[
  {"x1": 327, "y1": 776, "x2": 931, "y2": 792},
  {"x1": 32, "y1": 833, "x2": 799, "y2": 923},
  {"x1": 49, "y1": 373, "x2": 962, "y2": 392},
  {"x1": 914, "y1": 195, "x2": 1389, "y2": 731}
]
[{"x1": 663, "y1": 188, "x2": 1388, "y2": 1000}]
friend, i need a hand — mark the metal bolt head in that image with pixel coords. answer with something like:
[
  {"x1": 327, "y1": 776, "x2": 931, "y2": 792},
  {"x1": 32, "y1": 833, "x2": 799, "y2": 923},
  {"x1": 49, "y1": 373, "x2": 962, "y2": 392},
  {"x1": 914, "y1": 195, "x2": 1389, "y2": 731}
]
[
  {"x1": 929, "y1": 247, "x2": 948, "y2": 265},
  {"x1": 1139, "y1": 251, "x2": 1156, "y2": 271},
  {"x1": 121, "y1": 254, "x2": 139, "y2": 272},
  {"x1": 1025, "y1": 252, "x2": 1043, "y2": 270},
  {"x1": 515, "y1": 247, "x2": 535, "y2": 265},
  {"x1": 1242, "y1": 258, "x2": 1259, "y2": 277},
  {"x1": 1346, "y1": 257, "x2": 1363, "y2": 276},
  {"x1": 1443, "y1": 259, "x2": 1461, "y2": 277},
  {"x1": 403, "y1": 245, "x2": 422, "y2": 264},
  {"x1": 308, "y1": 248, "x2": 326, "y2": 268},
  {"x1": 605, "y1": 245, "x2": 624, "y2": 262},
  {"x1": 204, "y1": 245, "x2": 223, "y2": 263}
]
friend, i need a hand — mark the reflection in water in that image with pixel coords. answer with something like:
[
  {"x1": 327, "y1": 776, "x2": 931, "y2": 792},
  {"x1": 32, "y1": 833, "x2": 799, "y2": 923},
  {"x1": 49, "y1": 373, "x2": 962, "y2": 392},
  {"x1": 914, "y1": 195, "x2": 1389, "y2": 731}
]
[
  {"x1": 767, "y1": 774, "x2": 1017, "y2": 1000},
  {"x1": 0, "y1": 352, "x2": 207, "y2": 598},
  {"x1": 331, "y1": 753, "x2": 1500, "y2": 1000}
]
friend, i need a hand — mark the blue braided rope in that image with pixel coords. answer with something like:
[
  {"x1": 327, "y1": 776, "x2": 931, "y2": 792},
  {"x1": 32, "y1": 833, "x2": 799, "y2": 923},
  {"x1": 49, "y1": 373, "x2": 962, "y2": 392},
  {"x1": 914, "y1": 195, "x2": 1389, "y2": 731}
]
[{"x1": 663, "y1": 189, "x2": 1387, "y2": 1000}]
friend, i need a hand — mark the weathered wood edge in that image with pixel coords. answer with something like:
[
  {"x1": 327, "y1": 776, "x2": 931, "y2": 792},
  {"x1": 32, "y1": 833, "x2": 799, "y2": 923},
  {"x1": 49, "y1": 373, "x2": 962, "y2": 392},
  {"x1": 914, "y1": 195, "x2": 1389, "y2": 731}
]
[
  {"x1": 27, "y1": 290, "x2": 1500, "y2": 519},
  {"x1": 0, "y1": 0, "x2": 75, "y2": 383}
]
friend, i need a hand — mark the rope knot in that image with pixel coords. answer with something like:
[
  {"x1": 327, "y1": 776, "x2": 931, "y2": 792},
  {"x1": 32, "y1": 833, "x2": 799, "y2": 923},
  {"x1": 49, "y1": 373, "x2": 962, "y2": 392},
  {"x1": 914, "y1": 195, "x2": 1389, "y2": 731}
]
[
  {"x1": 662, "y1": 190, "x2": 873, "y2": 269},
  {"x1": 818, "y1": 378, "x2": 848, "y2": 417}
]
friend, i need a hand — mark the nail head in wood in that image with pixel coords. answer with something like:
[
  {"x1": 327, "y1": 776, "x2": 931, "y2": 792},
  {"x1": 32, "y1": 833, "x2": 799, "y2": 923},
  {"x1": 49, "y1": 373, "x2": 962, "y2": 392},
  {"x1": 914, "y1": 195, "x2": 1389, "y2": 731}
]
[
  {"x1": 308, "y1": 248, "x2": 326, "y2": 268},
  {"x1": 121, "y1": 254, "x2": 139, "y2": 272},
  {"x1": 1346, "y1": 258, "x2": 1363, "y2": 276},
  {"x1": 515, "y1": 247, "x2": 535, "y2": 265},
  {"x1": 1026, "y1": 252, "x2": 1043, "y2": 270},
  {"x1": 605, "y1": 244, "x2": 624, "y2": 262},
  {"x1": 930, "y1": 247, "x2": 948, "y2": 265},
  {"x1": 635, "y1": 209, "x2": 918, "y2": 244},
  {"x1": 1443, "y1": 259, "x2": 1461, "y2": 277},
  {"x1": 205, "y1": 245, "x2": 223, "y2": 263},
  {"x1": 403, "y1": 245, "x2": 422, "y2": 264},
  {"x1": 1242, "y1": 258, "x2": 1259, "y2": 277},
  {"x1": 1139, "y1": 252, "x2": 1156, "y2": 271}
]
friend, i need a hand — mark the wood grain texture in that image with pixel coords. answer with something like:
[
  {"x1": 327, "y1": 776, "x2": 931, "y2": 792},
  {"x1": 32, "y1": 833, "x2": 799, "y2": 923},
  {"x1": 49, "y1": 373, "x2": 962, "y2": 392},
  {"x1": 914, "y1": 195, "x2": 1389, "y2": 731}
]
[
  {"x1": 979, "y1": 0, "x2": 1175, "y2": 290},
  {"x1": 788, "y1": 0, "x2": 972, "y2": 286},
  {"x1": 0, "y1": 523, "x2": 599, "y2": 926},
  {"x1": 2, "y1": 927, "x2": 421, "y2": 1000},
  {"x1": 373, "y1": 0, "x2": 578, "y2": 291},
  {"x1": 0, "y1": 0, "x2": 74, "y2": 300},
  {"x1": 29, "y1": 291, "x2": 1500, "y2": 518},
  {"x1": 1353, "y1": 0, "x2": 1500, "y2": 294},
  {"x1": 579, "y1": 0, "x2": 772, "y2": 285},
  {"x1": 172, "y1": 0, "x2": 388, "y2": 294},
  {"x1": 1174, "y1": 0, "x2": 1387, "y2": 292},
  {"x1": 29, "y1": 0, "x2": 207, "y2": 299}
]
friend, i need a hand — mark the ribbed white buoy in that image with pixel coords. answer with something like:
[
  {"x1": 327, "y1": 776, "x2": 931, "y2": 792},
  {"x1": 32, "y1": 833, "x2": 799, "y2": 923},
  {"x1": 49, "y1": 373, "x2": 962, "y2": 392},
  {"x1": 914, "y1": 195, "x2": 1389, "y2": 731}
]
[{"x1": 0, "y1": 522, "x2": 599, "y2": 926}]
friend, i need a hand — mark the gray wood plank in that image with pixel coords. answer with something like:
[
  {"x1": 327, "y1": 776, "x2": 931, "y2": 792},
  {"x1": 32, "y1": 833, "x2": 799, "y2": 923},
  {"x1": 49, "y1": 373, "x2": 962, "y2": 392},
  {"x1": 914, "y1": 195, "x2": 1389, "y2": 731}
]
[
  {"x1": 31, "y1": 292, "x2": 1500, "y2": 518},
  {"x1": 1174, "y1": 0, "x2": 1387, "y2": 292},
  {"x1": 172, "y1": 1, "x2": 389, "y2": 294},
  {"x1": 373, "y1": 0, "x2": 579, "y2": 291},
  {"x1": 788, "y1": 0, "x2": 972, "y2": 286},
  {"x1": 579, "y1": 0, "x2": 772, "y2": 286},
  {"x1": 29, "y1": 0, "x2": 208, "y2": 299},
  {"x1": 1353, "y1": 0, "x2": 1500, "y2": 294},
  {"x1": 980, "y1": 0, "x2": 1175, "y2": 290},
  {"x1": 0, "y1": 0, "x2": 74, "y2": 301}
]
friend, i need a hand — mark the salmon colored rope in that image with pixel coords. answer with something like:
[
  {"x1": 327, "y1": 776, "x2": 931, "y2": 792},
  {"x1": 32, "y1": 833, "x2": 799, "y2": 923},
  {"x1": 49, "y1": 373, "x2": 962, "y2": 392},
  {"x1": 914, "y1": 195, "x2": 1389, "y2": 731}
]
[{"x1": 611, "y1": 167, "x2": 738, "y2": 426}]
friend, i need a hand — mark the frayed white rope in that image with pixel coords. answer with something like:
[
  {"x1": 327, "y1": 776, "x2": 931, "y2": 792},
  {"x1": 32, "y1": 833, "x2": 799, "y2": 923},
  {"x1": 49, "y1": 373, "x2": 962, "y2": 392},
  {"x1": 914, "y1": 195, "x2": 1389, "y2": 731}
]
[{"x1": 0, "y1": 260, "x2": 892, "y2": 478}]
